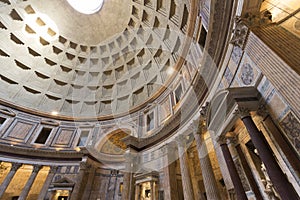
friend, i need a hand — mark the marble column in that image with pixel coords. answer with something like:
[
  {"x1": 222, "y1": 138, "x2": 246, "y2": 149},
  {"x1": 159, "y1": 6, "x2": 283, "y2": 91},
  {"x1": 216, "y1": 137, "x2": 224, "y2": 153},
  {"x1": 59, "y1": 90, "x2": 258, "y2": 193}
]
[
  {"x1": 18, "y1": 165, "x2": 42, "y2": 200},
  {"x1": 0, "y1": 162, "x2": 22, "y2": 198},
  {"x1": 262, "y1": 114, "x2": 300, "y2": 177},
  {"x1": 163, "y1": 143, "x2": 179, "y2": 200},
  {"x1": 191, "y1": 120, "x2": 221, "y2": 200},
  {"x1": 237, "y1": 108, "x2": 300, "y2": 200},
  {"x1": 37, "y1": 166, "x2": 57, "y2": 200},
  {"x1": 176, "y1": 135, "x2": 195, "y2": 200},
  {"x1": 70, "y1": 161, "x2": 91, "y2": 200},
  {"x1": 218, "y1": 137, "x2": 247, "y2": 200},
  {"x1": 235, "y1": 144, "x2": 263, "y2": 200},
  {"x1": 122, "y1": 148, "x2": 137, "y2": 200}
]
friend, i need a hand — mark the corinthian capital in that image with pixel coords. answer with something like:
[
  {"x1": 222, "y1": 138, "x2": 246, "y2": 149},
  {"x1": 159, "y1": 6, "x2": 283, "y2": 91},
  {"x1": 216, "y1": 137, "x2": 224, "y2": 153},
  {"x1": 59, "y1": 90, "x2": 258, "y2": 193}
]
[
  {"x1": 175, "y1": 135, "x2": 189, "y2": 148},
  {"x1": 256, "y1": 103, "x2": 269, "y2": 118},
  {"x1": 33, "y1": 165, "x2": 42, "y2": 173},
  {"x1": 190, "y1": 120, "x2": 200, "y2": 134},
  {"x1": 79, "y1": 161, "x2": 91, "y2": 170},
  {"x1": 190, "y1": 118, "x2": 207, "y2": 136},
  {"x1": 200, "y1": 102, "x2": 210, "y2": 118},
  {"x1": 49, "y1": 166, "x2": 58, "y2": 173},
  {"x1": 234, "y1": 107, "x2": 250, "y2": 119},
  {"x1": 216, "y1": 134, "x2": 228, "y2": 145}
]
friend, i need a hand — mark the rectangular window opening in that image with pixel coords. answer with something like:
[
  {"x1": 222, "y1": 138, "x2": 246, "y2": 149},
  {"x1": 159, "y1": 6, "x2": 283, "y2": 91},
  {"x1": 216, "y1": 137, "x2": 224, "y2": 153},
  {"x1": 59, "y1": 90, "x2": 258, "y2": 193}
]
[
  {"x1": 198, "y1": 25, "x2": 207, "y2": 49},
  {"x1": 174, "y1": 84, "x2": 183, "y2": 104},
  {"x1": 146, "y1": 112, "x2": 154, "y2": 132},
  {"x1": 35, "y1": 127, "x2": 52, "y2": 144},
  {"x1": 77, "y1": 130, "x2": 89, "y2": 146},
  {"x1": 0, "y1": 117, "x2": 6, "y2": 125}
]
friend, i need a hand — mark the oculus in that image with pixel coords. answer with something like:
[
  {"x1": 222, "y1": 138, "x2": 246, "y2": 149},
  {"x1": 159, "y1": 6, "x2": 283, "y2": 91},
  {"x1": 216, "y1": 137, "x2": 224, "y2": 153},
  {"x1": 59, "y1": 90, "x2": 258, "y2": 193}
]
[{"x1": 67, "y1": 0, "x2": 104, "y2": 14}]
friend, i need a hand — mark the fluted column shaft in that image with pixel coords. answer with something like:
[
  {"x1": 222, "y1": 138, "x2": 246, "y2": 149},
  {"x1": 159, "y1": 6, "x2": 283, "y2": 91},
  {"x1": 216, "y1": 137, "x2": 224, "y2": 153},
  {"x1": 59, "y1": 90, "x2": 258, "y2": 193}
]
[
  {"x1": 176, "y1": 136, "x2": 195, "y2": 200},
  {"x1": 0, "y1": 162, "x2": 22, "y2": 198},
  {"x1": 235, "y1": 144, "x2": 263, "y2": 200},
  {"x1": 220, "y1": 142, "x2": 247, "y2": 200},
  {"x1": 241, "y1": 114, "x2": 300, "y2": 200},
  {"x1": 18, "y1": 165, "x2": 42, "y2": 200},
  {"x1": 193, "y1": 131, "x2": 221, "y2": 200},
  {"x1": 37, "y1": 166, "x2": 57, "y2": 200}
]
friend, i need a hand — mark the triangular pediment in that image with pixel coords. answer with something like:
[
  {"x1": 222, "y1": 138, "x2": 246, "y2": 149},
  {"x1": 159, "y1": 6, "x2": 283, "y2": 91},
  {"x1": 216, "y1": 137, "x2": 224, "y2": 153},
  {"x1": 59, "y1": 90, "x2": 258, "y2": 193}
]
[{"x1": 52, "y1": 176, "x2": 75, "y2": 187}]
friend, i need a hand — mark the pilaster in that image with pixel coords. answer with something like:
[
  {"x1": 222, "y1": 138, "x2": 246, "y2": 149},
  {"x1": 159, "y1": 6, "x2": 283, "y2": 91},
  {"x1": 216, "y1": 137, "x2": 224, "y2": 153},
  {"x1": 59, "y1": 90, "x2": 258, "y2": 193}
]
[
  {"x1": 0, "y1": 162, "x2": 22, "y2": 198},
  {"x1": 37, "y1": 166, "x2": 58, "y2": 200},
  {"x1": 18, "y1": 165, "x2": 42, "y2": 200}
]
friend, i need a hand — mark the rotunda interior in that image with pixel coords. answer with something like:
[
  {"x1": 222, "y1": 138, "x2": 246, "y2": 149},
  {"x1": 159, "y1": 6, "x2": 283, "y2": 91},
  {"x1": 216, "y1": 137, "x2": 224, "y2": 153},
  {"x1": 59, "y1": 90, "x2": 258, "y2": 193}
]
[{"x1": 0, "y1": 0, "x2": 299, "y2": 199}]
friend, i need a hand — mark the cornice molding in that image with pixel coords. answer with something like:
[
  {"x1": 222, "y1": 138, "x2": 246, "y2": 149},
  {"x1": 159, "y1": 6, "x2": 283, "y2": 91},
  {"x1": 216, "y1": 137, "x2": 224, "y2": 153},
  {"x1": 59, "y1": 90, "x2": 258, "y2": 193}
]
[{"x1": 0, "y1": 143, "x2": 84, "y2": 160}]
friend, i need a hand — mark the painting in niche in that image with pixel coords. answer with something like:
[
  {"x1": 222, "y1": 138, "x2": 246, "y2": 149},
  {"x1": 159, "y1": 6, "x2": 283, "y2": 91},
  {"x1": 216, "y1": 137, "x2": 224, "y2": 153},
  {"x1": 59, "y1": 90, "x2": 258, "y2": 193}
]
[
  {"x1": 100, "y1": 130, "x2": 128, "y2": 155},
  {"x1": 137, "y1": 182, "x2": 153, "y2": 200},
  {"x1": 145, "y1": 189, "x2": 151, "y2": 198}
]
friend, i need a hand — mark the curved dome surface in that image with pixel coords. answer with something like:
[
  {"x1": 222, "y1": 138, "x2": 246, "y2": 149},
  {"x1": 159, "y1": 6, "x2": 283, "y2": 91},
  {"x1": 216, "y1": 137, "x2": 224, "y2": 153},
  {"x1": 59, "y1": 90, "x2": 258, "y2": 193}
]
[
  {"x1": 30, "y1": 0, "x2": 131, "y2": 44},
  {"x1": 0, "y1": 0, "x2": 193, "y2": 118}
]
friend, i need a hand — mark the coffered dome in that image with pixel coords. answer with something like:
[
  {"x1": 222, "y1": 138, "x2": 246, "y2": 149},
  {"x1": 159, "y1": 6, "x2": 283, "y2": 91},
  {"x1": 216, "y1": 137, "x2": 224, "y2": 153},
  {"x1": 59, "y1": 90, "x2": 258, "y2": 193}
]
[{"x1": 0, "y1": 0, "x2": 195, "y2": 119}]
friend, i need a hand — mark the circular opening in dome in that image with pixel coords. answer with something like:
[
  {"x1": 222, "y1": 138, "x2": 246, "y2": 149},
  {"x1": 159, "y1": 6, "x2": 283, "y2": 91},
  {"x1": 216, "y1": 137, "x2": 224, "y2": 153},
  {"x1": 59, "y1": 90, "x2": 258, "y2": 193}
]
[{"x1": 67, "y1": 0, "x2": 104, "y2": 15}]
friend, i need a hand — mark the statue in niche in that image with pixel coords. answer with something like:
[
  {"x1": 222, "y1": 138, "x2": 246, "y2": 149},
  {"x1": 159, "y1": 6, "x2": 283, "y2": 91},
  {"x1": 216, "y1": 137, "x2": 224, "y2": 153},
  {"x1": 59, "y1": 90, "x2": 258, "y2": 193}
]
[
  {"x1": 261, "y1": 164, "x2": 280, "y2": 200},
  {"x1": 145, "y1": 189, "x2": 151, "y2": 199}
]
